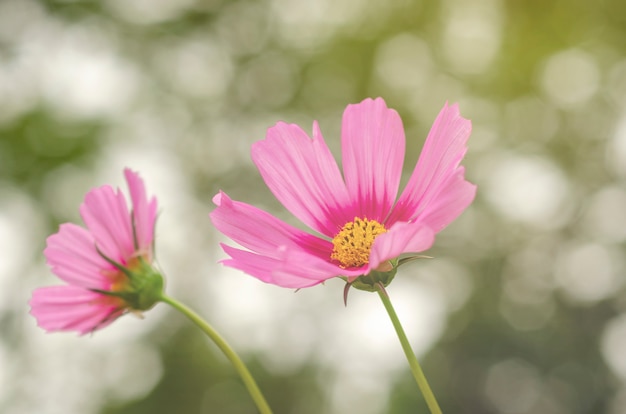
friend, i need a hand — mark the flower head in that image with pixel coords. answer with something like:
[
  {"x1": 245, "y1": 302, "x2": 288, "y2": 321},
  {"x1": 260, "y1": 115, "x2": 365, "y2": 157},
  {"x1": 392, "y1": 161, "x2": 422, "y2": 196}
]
[
  {"x1": 210, "y1": 98, "x2": 476, "y2": 289},
  {"x1": 30, "y1": 169, "x2": 161, "y2": 335}
]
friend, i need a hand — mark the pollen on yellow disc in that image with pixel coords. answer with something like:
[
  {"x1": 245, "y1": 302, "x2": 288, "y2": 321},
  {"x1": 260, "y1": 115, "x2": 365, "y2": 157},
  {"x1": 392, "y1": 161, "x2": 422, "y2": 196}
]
[{"x1": 331, "y1": 217, "x2": 387, "y2": 268}]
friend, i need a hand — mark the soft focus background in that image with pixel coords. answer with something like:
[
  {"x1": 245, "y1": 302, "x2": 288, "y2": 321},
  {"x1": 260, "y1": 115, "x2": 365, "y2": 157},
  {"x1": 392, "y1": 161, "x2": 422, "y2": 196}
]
[{"x1": 2, "y1": 0, "x2": 626, "y2": 413}]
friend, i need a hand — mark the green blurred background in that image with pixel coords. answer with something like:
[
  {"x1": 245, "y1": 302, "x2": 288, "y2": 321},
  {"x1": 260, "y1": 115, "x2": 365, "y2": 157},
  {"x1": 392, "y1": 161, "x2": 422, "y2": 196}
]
[{"x1": 3, "y1": 0, "x2": 626, "y2": 413}]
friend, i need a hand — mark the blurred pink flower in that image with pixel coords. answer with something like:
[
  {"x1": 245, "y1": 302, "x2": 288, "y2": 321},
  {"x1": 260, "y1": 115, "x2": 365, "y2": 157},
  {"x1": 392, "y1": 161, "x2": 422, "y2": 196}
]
[
  {"x1": 30, "y1": 169, "x2": 159, "y2": 335},
  {"x1": 210, "y1": 98, "x2": 476, "y2": 289}
]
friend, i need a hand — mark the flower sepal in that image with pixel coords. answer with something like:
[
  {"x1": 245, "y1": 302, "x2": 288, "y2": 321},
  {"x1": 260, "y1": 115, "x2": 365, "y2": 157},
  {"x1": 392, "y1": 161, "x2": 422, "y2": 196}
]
[
  {"x1": 350, "y1": 259, "x2": 398, "y2": 292},
  {"x1": 122, "y1": 259, "x2": 164, "y2": 311},
  {"x1": 96, "y1": 254, "x2": 165, "y2": 311},
  {"x1": 397, "y1": 254, "x2": 433, "y2": 267}
]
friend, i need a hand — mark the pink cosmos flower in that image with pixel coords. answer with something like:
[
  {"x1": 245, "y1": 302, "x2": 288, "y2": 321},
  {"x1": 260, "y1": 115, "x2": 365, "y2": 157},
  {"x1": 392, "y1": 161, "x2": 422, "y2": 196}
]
[
  {"x1": 210, "y1": 98, "x2": 476, "y2": 288},
  {"x1": 210, "y1": 98, "x2": 476, "y2": 289},
  {"x1": 30, "y1": 169, "x2": 160, "y2": 335}
]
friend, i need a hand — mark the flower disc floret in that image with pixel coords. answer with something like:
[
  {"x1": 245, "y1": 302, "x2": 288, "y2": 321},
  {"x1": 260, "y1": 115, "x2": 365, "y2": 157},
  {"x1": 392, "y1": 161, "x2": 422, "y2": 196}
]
[{"x1": 331, "y1": 218, "x2": 387, "y2": 268}]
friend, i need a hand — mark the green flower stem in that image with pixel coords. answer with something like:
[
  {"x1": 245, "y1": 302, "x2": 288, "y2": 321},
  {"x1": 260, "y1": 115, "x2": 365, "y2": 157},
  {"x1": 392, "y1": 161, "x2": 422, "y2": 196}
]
[
  {"x1": 160, "y1": 294, "x2": 273, "y2": 414},
  {"x1": 376, "y1": 284, "x2": 442, "y2": 414}
]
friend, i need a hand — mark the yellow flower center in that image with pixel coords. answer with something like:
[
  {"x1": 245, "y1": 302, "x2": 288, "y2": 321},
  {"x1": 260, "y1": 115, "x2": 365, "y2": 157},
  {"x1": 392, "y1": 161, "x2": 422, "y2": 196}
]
[{"x1": 331, "y1": 217, "x2": 387, "y2": 268}]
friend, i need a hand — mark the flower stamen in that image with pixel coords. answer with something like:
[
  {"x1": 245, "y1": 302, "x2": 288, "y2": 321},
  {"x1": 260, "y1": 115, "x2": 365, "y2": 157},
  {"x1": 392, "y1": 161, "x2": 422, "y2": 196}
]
[{"x1": 331, "y1": 217, "x2": 387, "y2": 268}]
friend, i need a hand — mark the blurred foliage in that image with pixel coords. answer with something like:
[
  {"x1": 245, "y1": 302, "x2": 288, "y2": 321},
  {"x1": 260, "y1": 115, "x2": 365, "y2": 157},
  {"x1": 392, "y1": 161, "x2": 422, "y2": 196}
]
[
  {"x1": 101, "y1": 326, "x2": 326, "y2": 414},
  {"x1": 0, "y1": 109, "x2": 100, "y2": 194}
]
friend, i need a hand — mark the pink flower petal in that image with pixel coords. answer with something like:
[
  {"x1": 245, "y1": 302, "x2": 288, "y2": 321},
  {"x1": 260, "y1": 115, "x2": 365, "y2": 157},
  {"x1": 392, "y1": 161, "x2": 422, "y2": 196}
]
[
  {"x1": 30, "y1": 286, "x2": 123, "y2": 335},
  {"x1": 341, "y1": 97, "x2": 405, "y2": 222},
  {"x1": 368, "y1": 222, "x2": 435, "y2": 271},
  {"x1": 80, "y1": 185, "x2": 135, "y2": 264},
  {"x1": 220, "y1": 245, "x2": 324, "y2": 288},
  {"x1": 252, "y1": 121, "x2": 353, "y2": 237},
  {"x1": 220, "y1": 244, "x2": 362, "y2": 288},
  {"x1": 388, "y1": 102, "x2": 473, "y2": 226},
  {"x1": 124, "y1": 169, "x2": 157, "y2": 256},
  {"x1": 210, "y1": 191, "x2": 332, "y2": 260},
  {"x1": 44, "y1": 223, "x2": 114, "y2": 289},
  {"x1": 415, "y1": 167, "x2": 476, "y2": 232},
  {"x1": 212, "y1": 191, "x2": 367, "y2": 287}
]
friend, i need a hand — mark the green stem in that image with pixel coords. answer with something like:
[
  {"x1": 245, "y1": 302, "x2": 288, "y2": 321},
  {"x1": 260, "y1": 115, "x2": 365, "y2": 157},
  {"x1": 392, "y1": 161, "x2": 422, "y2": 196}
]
[
  {"x1": 376, "y1": 284, "x2": 442, "y2": 414},
  {"x1": 160, "y1": 294, "x2": 273, "y2": 414}
]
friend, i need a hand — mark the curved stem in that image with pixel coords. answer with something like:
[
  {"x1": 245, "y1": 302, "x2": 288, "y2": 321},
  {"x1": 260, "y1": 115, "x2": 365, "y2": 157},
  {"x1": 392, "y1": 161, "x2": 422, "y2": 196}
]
[
  {"x1": 376, "y1": 284, "x2": 442, "y2": 414},
  {"x1": 160, "y1": 294, "x2": 273, "y2": 414}
]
